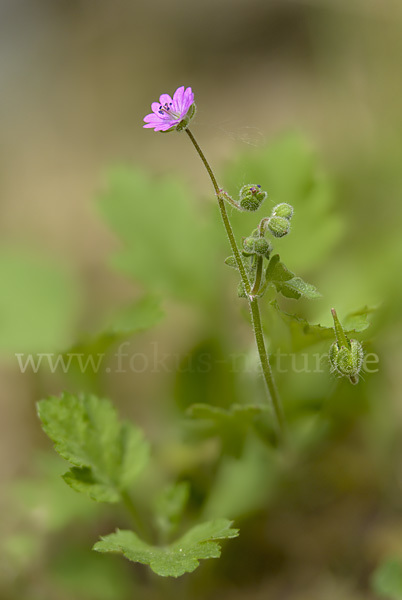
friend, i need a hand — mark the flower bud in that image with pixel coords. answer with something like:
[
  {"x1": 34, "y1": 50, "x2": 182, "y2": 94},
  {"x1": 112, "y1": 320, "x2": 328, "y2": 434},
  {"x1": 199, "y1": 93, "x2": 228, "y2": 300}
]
[
  {"x1": 266, "y1": 216, "x2": 290, "y2": 238},
  {"x1": 272, "y1": 203, "x2": 293, "y2": 220},
  {"x1": 242, "y1": 236, "x2": 272, "y2": 258},
  {"x1": 239, "y1": 185, "x2": 267, "y2": 212},
  {"x1": 243, "y1": 236, "x2": 256, "y2": 254},
  {"x1": 329, "y1": 340, "x2": 364, "y2": 385},
  {"x1": 253, "y1": 238, "x2": 272, "y2": 258},
  {"x1": 329, "y1": 308, "x2": 364, "y2": 384}
]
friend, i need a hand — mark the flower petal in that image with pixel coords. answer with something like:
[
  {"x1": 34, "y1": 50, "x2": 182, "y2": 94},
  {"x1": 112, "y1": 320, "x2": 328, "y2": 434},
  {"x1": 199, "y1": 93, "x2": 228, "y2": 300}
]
[
  {"x1": 173, "y1": 86, "x2": 185, "y2": 110},
  {"x1": 143, "y1": 113, "x2": 161, "y2": 123},
  {"x1": 159, "y1": 93, "x2": 173, "y2": 106},
  {"x1": 181, "y1": 87, "x2": 194, "y2": 114},
  {"x1": 151, "y1": 102, "x2": 161, "y2": 115},
  {"x1": 154, "y1": 123, "x2": 175, "y2": 131}
]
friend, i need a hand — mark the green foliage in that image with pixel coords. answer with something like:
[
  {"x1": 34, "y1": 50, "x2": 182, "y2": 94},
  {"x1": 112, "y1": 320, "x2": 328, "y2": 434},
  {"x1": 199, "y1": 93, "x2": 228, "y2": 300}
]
[
  {"x1": 68, "y1": 295, "x2": 164, "y2": 357},
  {"x1": 37, "y1": 394, "x2": 149, "y2": 502},
  {"x1": 371, "y1": 558, "x2": 402, "y2": 599},
  {"x1": 187, "y1": 403, "x2": 270, "y2": 455},
  {"x1": 342, "y1": 305, "x2": 375, "y2": 333},
  {"x1": 93, "y1": 519, "x2": 239, "y2": 577},
  {"x1": 271, "y1": 303, "x2": 373, "y2": 353},
  {"x1": 0, "y1": 248, "x2": 81, "y2": 356},
  {"x1": 265, "y1": 254, "x2": 321, "y2": 300},
  {"x1": 154, "y1": 481, "x2": 190, "y2": 539},
  {"x1": 202, "y1": 436, "x2": 278, "y2": 520},
  {"x1": 97, "y1": 168, "x2": 221, "y2": 302}
]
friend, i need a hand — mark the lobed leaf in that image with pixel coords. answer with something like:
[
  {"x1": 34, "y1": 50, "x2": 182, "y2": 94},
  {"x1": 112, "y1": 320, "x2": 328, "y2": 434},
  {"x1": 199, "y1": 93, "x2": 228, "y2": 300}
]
[
  {"x1": 93, "y1": 519, "x2": 239, "y2": 577},
  {"x1": 265, "y1": 254, "x2": 321, "y2": 300},
  {"x1": 37, "y1": 393, "x2": 149, "y2": 503}
]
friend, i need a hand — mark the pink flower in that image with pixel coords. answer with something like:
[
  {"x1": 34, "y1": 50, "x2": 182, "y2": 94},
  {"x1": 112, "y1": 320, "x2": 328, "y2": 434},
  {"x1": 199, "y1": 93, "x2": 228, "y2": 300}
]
[{"x1": 143, "y1": 86, "x2": 195, "y2": 132}]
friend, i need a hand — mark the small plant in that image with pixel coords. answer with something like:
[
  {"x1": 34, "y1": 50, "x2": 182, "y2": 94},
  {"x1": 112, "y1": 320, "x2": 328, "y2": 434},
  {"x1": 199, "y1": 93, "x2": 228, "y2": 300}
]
[{"x1": 36, "y1": 85, "x2": 373, "y2": 581}]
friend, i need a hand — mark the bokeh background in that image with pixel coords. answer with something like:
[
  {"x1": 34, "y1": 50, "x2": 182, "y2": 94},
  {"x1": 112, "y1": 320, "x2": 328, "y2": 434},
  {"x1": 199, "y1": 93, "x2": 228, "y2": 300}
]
[{"x1": 1, "y1": 0, "x2": 402, "y2": 599}]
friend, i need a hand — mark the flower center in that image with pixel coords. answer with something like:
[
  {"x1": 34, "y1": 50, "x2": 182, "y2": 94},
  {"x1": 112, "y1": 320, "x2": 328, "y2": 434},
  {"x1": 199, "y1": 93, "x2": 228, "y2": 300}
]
[{"x1": 158, "y1": 102, "x2": 180, "y2": 119}]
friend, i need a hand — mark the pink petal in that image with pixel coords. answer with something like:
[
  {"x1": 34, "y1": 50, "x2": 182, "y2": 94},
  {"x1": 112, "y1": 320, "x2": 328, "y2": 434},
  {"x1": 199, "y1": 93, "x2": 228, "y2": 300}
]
[
  {"x1": 154, "y1": 124, "x2": 172, "y2": 131},
  {"x1": 181, "y1": 88, "x2": 194, "y2": 112},
  {"x1": 151, "y1": 102, "x2": 161, "y2": 114},
  {"x1": 159, "y1": 93, "x2": 173, "y2": 106},
  {"x1": 143, "y1": 113, "x2": 161, "y2": 123},
  {"x1": 173, "y1": 86, "x2": 185, "y2": 110}
]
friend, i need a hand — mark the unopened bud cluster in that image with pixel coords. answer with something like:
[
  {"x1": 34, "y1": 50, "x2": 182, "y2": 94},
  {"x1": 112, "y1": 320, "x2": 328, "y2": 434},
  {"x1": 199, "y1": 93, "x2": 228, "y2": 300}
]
[{"x1": 239, "y1": 184, "x2": 267, "y2": 211}]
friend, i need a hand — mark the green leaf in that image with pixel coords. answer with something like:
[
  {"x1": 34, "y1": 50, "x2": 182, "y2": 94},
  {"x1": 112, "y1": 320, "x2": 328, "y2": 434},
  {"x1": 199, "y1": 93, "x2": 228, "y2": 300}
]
[
  {"x1": 371, "y1": 558, "x2": 402, "y2": 599},
  {"x1": 224, "y1": 256, "x2": 238, "y2": 270},
  {"x1": 271, "y1": 302, "x2": 373, "y2": 352},
  {"x1": 68, "y1": 295, "x2": 164, "y2": 358},
  {"x1": 37, "y1": 393, "x2": 149, "y2": 502},
  {"x1": 97, "y1": 168, "x2": 221, "y2": 302},
  {"x1": 280, "y1": 277, "x2": 322, "y2": 300},
  {"x1": 187, "y1": 404, "x2": 268, "y2": 456},
  {"x1": 266, "y1": 255, "x2": 321, "y2": 300},
  {"x1": 93, "y1": 518, "x2": 239, "y2": 577},
  {"x1": 154, "y1": 481, "x2": 190, "y2": 538},
  {"x1": 202, "y1": 436, "x2": 278, "y2": 520},
  {"x1": 342, "y1": 305, "x2": 375, "y2": 333}
]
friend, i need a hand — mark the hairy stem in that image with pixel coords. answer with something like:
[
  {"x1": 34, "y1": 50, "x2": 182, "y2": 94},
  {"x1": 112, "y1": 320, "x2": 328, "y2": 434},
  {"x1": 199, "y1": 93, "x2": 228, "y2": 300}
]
[
  {"x1": 185, "y1": 128, "x2": 285, "y2": 437},
  {"x1": 185, "y1": 129, "x2": 251, "y2": 294},
  {"x1": 249, "y1": 298, "x2": 285, "y2": 432}
]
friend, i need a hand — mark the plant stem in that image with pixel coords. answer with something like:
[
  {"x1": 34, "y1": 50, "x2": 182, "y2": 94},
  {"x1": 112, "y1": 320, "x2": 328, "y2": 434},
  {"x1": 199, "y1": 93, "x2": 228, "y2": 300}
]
[
  {"x1": 185, "y1": 128, "x2": 285, "y2": 437},
  {"x1": 249, "y1": 297, "x2": 285, "y2": 432},
  {"x1": 121, "y1": 491, "x2": 149, "y2": 540},
  {"x1": 251, "y1": 256, "x2": 263, "y2": 296}
]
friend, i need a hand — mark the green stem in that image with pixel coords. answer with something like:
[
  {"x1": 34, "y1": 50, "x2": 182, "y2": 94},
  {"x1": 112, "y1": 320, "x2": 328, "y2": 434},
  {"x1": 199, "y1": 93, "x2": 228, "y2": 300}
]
[
  {"x1": 251, "y1": 256, "x2": 263, "y2": 296},
  {"x1": 186, "y1": 129, "x2": 251, "y2": 295},
  {"x1": 249, "y1": 298, "x2": 285, "y2": 433},
  {"x1": 121, "y1": 491, "x2": 149, "y2": 540},
  {"x1": 185, "y1": 128, "x2": 285, "y2": 437}
]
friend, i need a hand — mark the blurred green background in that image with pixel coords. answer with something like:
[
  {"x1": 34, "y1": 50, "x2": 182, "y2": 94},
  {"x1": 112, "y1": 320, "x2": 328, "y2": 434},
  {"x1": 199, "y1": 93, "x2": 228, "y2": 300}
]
[{"x1": 1, "y1": 0, "x2": 402, "y2": 598}]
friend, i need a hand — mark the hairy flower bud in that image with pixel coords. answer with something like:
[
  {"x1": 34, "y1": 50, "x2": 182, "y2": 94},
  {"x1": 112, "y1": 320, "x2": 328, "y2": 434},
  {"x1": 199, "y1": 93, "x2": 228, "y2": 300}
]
[
  {"x1": 253, "y1": 238, "x2": 271, "y2": 258},
  {"x1": 329, "y1": 340, "x2": 364, "y2": 385},
  {"x1": 329, "y1": 308, "x2": 364, "y2": 384},
  {"x1": 239, "y1": 185, "x2": 267, "y2": 212},
  {"x1": 272, "y1": 203, "x2": 293, "y2": 220},
  {"x1": 243, "y1": 236, "x2": 256, "y2": 254},
  {"x1": 242, "y1": 236, "x2": 272, "y2": 258},
  {"x1": 266, "y1": 216, "x2": 290, "y2": 238}
]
